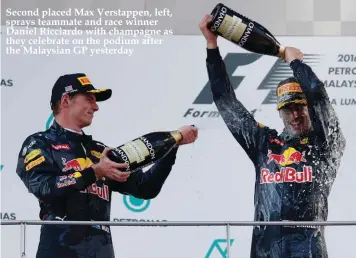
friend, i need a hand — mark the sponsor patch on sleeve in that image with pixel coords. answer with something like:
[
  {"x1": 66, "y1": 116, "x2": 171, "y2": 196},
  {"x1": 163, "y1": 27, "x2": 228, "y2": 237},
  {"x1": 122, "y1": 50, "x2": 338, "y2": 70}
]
[
  {"x1": 26, "y1": 156, "x2": 45, "y2": 171},
  {"x1": 24, "y1": 149, "x2": 41, "y2": 163}
]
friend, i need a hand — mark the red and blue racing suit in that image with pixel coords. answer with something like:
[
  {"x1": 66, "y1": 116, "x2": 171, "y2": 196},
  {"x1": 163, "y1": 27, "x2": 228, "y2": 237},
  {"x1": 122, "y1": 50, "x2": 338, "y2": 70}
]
[
  {"x1": 206, "y1": 47, "x2": 346, "y2": 258},
  {"x1": 16, "y1": 120, "x2": 179, "y2": 258}
]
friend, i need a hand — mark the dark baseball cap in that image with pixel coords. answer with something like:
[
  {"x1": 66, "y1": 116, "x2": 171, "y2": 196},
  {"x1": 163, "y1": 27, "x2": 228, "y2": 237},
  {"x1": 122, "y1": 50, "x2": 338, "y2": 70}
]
[
  {"x1": 50, "y1": 73, "x2": 112, "y2": 109},
  {"x1": 276, "y1": 77, "x2": 307, "y2": 110}
]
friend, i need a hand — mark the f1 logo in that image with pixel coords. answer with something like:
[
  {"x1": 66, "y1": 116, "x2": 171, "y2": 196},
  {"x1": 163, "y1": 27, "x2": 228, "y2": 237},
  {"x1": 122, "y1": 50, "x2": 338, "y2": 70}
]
[
  {"x1": 193, "y1": 52, "x2": 320, "y2": 106},
  {"x1": 205, "y1": 238, "x2": 234, "y2": 258}
]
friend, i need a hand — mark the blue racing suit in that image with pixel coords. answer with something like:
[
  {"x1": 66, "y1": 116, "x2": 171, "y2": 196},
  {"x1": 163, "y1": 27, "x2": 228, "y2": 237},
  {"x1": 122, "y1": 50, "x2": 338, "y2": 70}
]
[
  {"x1": 16, "y1": 120, "x2": 179, "y2": 258},
  {"x1": 206, "y1": 47, "x2": 346, "y2": 258}
]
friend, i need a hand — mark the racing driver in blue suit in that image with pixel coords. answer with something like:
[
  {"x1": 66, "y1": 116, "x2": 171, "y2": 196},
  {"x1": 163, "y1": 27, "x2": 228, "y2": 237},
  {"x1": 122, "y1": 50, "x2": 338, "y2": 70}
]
[
  {"x1": 199, "y1": 14, "x2": 346, "y2": 258},
  {"x1": 16, "y1": 73, "x2": 198, "y2": 258}
]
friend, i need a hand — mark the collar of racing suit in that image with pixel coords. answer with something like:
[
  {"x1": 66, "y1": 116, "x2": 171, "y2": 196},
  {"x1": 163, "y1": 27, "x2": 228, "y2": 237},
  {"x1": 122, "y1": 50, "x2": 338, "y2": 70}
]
[{"x1": 50, "y1": 119, "x2": 93, "y2": 144}]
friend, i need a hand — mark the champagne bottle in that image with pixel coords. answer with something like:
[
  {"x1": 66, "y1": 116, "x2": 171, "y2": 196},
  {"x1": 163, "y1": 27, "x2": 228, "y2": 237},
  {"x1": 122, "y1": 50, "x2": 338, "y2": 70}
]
[
  {"x1": 209, "y1": 3, "x2": 285, "y2": 58},
  {"x1": 93, "y1": 130, "x2": 183, "y2": 173}
]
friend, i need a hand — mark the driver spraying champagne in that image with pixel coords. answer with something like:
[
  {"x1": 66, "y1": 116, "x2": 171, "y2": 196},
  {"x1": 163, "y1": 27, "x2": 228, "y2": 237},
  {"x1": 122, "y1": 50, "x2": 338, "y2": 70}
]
[{"x1": 199, "y1": 14, "x2": 346, "y2": 258}]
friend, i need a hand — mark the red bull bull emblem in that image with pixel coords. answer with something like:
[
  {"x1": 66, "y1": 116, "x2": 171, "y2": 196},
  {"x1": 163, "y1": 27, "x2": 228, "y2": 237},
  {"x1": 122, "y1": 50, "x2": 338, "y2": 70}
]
[
  {"x1": 62, "y1": 157, "x2": 93, "y2": 172},
  {"x1": 267, "y1": 148, "x2": 306, "y2": 166}
]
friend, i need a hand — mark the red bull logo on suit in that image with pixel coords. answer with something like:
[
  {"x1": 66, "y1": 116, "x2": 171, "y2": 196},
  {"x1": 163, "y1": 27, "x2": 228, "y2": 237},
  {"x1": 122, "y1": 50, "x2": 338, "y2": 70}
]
[
  {"x1": 261, "y1": 148, "x2": 312, "y2": 184},
  {"x1": 60, "y1": 157, "x2": 109, "y2": 201},
  {"x1": 80, "y1": 183, "x2": 109, "y2": 201},
  {"x1": 261, "y1": 166, "x2": 313, "y2": 184},
  {"x1": 61, "y1": 157, "x2": 93, "y2": 171},
  {"x1": 267, "y1": 148, "x2": 307, "y2": 166}
]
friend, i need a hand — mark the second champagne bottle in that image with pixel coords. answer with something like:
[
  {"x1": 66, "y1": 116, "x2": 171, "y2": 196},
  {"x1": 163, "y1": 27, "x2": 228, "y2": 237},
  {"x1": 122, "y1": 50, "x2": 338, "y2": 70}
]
[{"x1": 94, "y1": 130, "x2": 183, "y2": 173}]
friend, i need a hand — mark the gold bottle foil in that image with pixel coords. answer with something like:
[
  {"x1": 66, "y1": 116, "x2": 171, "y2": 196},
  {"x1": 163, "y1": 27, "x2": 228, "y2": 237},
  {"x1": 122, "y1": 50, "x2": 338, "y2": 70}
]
[{"x1": 170, "y1": 131, "x2": 183, "y2": 143}]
